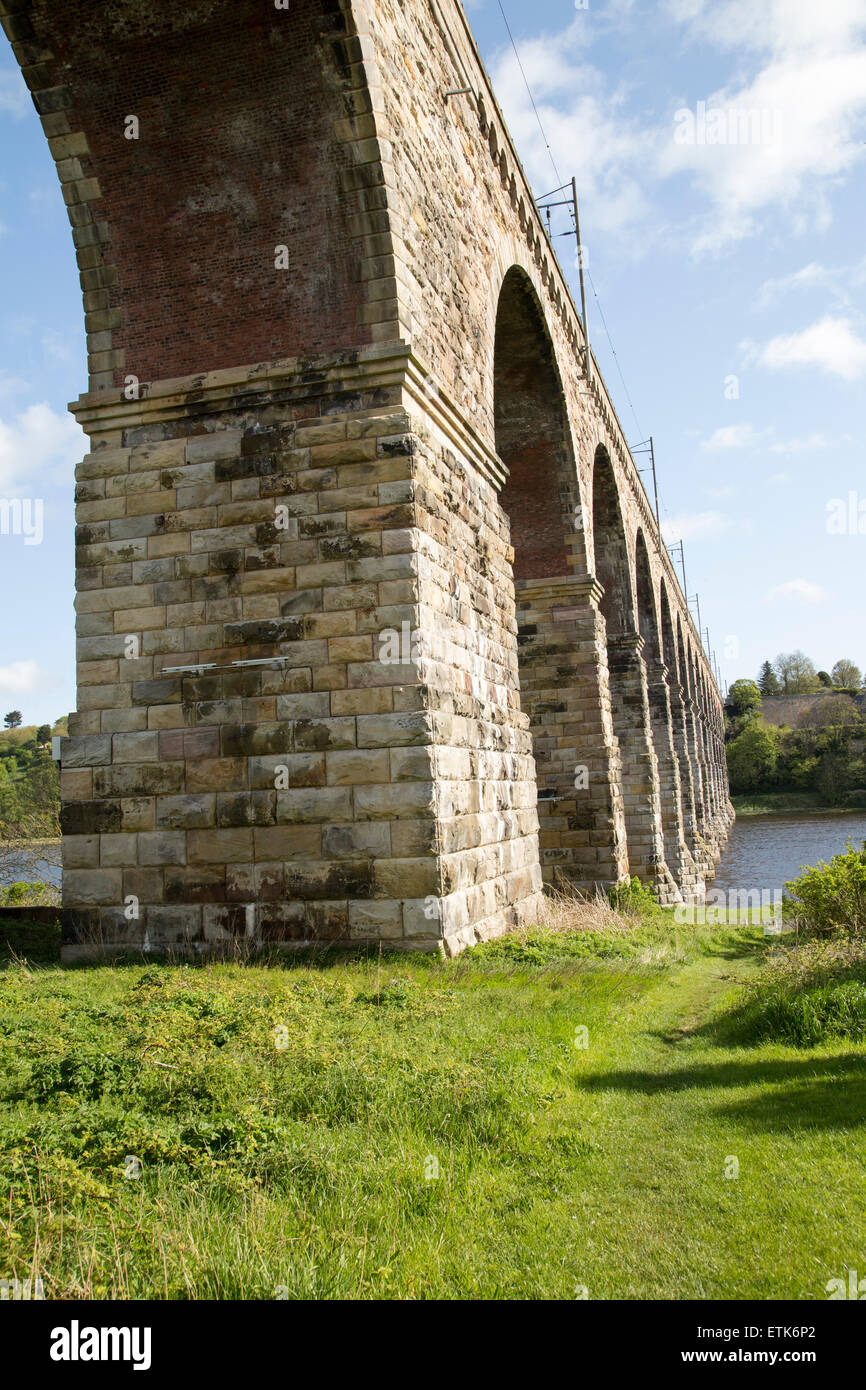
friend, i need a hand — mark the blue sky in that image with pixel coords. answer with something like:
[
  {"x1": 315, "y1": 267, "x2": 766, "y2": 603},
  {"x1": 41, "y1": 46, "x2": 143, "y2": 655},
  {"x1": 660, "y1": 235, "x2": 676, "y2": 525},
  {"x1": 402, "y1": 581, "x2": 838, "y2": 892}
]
[{"x1": 1, "y1": 0, "x2": 865, "y2": 726}]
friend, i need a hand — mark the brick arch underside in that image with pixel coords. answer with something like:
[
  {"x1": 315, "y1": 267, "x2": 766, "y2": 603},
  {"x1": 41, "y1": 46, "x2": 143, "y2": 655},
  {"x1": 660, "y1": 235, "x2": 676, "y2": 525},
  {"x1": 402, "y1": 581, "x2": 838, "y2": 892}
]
[
  {"x1": 16, "y1": 0, "x2": 373, "y2": 385},
  {"x1": 635, "y1": 532, "x2": 661, "y2": 663},
  {"x1": 592, "y1": 450, "x2": 634, "y2": 634},
  {"x1": 494, "y1": 268, "x2": 575, "y2": 580}
]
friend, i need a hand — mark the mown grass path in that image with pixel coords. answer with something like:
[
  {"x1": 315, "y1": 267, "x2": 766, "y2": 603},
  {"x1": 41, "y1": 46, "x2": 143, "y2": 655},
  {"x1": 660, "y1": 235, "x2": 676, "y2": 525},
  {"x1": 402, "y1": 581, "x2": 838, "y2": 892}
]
[
  {"x1": 562, "y1": 935, "x2": 866, "y2": 1300},
  {"x1": 1, "y1": 923, "x2": 864, "y2": 1299}
]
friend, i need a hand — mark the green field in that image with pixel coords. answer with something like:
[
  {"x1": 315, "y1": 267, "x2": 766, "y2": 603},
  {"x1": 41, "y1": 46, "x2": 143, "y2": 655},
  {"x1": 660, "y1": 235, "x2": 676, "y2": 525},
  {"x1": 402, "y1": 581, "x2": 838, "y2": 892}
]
[{"x1": 1, "y1": 913, "x2": 864, "y2": 1300}]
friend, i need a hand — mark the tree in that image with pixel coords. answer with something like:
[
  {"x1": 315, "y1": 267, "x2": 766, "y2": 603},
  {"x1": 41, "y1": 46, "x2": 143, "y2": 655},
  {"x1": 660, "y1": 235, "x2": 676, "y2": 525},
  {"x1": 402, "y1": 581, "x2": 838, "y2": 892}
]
[
  {"x1": 798, "y1": 696, "x2": 862, "y2": 730},
  {"x1": 773, "y1": 651, "x2": 820, "y2": 694},
  {"x1": 726, "y1": 679, "x2": 762, "y2": 720},
  {"x1": 3, "y1": 711, "x2": 22, "y2": 730},
  {"x1": 726, "y1": 721, "x2": 779, "y2": 794},
  {"x1": 816, "y1": 750, "x2": 851, "y2": 806},
  {"x1": 817, "y1": 670, "x2": 833, "y2": 688},
  {"x1": 0, "y1": 752, "x2": 61, "y2": 905},
  {"x1": 36, "y1": 724, "x2": 52, "y2": 746},
  {"x1": 757, "y1": 660, "x2": 781, "y2": 695},
  {"x1": 831, "y1": 659, "x2": 862, "y2": 689}
]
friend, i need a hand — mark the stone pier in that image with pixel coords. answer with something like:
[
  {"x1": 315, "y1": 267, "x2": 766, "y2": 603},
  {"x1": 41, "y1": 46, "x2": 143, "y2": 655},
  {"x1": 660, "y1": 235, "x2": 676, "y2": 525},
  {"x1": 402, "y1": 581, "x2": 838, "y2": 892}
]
[{"x1": 0, "y1": 0, "x2": 733, "y2": 958}]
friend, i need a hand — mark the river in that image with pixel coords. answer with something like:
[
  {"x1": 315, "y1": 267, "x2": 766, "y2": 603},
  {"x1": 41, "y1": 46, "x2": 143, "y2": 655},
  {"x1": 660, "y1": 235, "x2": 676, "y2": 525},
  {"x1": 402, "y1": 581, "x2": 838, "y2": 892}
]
[
  {"x1": 0, "y1": 843, "x2": 61, "y2": 890},
  {"x1": 712, "y1": 813, "x2": 866, "y2": 898},
  {"x1": 3, "y1": 818, "x2": 866, "y2": 907}
]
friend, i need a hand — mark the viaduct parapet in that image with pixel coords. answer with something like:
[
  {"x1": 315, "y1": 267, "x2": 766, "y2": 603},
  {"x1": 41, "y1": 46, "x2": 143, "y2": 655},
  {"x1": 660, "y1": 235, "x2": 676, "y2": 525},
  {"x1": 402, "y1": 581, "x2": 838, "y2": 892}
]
[{"x1": 1, "y1": 0, "x2": 733, "y2": 957}]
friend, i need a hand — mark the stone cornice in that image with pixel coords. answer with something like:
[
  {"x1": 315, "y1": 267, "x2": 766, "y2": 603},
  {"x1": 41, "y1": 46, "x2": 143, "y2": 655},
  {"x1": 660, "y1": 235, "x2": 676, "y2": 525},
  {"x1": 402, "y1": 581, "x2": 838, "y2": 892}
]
[
  {"x1": 404, "y1": 353, "x2": 507, "y2": 490},
  {"x1": 69, "y1": 339, "x2": 508, "y2": 491},
  {"x1": 515, "y1": 574, "x2": 605, "y2": 609},
  {"x1": 68, "y1": 341, "x2": 414, "y2": 431}
]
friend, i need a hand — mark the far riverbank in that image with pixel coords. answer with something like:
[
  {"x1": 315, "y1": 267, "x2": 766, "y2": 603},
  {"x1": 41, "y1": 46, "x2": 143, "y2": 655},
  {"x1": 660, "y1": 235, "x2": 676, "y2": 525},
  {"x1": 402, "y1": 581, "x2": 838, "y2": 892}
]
[{"x1": 731, "y1": 792, "x2": 866, "y2": 819}]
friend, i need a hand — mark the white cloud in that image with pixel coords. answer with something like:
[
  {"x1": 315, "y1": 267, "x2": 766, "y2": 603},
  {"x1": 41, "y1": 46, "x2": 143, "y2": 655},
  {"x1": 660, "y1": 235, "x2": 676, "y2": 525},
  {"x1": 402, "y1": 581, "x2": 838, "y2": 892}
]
[
  {"x1": 0, "y1": 68, "x2": 28, "y2": 120},
  {"x1": 488, "y1": 25, "x2": 656, "y2": 240},
  {"x1": 489, "y1": 1, "x2": 866, "y2": 258},
  {"x1": 767, "y1": 432, "x2": 832, "y2": 455},
  {"x1": 0, "y1": 660, "x2": 40, "y2": 696},
  {"x1": 700, "y1": 423, "x2": 764, "y2": 450},
  {"x1": 744, "y1": 316, "x2": 866, "y2": 380},
  {"x1": 661, "y1": 510, "x2": 733, "y2": 543},
  {"x1": 757, "y1": 263, "x2": 833, "y2": 307},
  {"x1": 0, "y1": 402, "x2": 86, "y2": 495},
  {"x1": 41, "y1": 331, "x2": 75, "y2": 365},
  {"x1": 662, "y1": 61, "x2": 866, "y2": 253},
  {"x1": 0, "y1": 372, "x2": 31, "y2": 401},
  {"x1": 667, "y1": 0, "x2": 866, "y2": 55},
  {"x1": 768, "y1": 471, "x2": 792, "y2": 485},
  {"x1": 757, "y1": 257, "x2": 866, "y2": 309},
  {"x1": 765, "y1": 578, "x2": 829, "y2": 604},
  {"x1": 660, "y1": 2, "x2": 866, "y2": 252}
]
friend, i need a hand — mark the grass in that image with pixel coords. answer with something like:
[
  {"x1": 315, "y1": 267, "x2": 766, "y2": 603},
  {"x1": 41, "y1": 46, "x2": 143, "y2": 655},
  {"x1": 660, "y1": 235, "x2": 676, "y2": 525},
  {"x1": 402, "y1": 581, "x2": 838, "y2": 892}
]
[
  {"x1": 1, "y1": 898, "x2": 865, "y2": 1300},
  {"x1": 714, "y1": 936, "x2": 866, "y2": 1047},
  {"x1": 732, "y1": 791, "x2": 865, "y2": 817}
]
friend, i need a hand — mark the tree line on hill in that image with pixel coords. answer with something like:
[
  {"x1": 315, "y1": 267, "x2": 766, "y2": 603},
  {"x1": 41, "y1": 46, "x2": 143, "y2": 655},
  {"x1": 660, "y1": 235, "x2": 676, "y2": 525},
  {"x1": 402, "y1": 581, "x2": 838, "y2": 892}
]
[
  {"x1": 754, "y1": 653, "x2": 864, "y2": 696},
  {"x1": 0, "y1": 713, "x2": 65, "y2": 856},
  {"x1": 724, "y1": 655, "x2": 866, "y2": 805}
]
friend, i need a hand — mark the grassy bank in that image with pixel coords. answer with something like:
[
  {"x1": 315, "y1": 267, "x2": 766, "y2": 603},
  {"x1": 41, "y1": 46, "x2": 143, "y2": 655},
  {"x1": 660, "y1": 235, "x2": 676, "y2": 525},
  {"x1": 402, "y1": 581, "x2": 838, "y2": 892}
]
[
  {"x1": 732, "y1": 791, "x2": 865, "y2": 817},
  {"x1": 2, "y1": 901, "x2": 865, "y2": 1300}
]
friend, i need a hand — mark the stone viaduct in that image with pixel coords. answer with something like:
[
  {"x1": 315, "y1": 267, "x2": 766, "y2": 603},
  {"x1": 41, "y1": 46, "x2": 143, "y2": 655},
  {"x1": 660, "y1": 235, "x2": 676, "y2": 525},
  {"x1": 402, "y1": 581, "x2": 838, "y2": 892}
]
[{"x1": 2, "y1": 0, "x2": 733, "y2": 957}]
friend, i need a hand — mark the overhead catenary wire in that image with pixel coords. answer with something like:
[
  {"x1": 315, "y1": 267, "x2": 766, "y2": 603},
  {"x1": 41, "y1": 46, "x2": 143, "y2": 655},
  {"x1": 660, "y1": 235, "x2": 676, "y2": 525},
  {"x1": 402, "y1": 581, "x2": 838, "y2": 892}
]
[
  {"x1": 496, "y1": 5, "x2": 707, "y2": 662},
  {"x1": 496, "y1": 0, "x2": 563, "y2": 189},
  {"x1": 496, "y1": 2, "x2": 644, "y2": 444},
  {"x1": 585, "y1": 268, "x2": 644, "y2": 443}
]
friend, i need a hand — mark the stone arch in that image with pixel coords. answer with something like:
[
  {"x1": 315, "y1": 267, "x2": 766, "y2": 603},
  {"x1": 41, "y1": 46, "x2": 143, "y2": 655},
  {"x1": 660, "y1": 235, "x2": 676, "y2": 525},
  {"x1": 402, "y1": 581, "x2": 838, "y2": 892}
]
[
  {"x1": 592, "y1": 447, "x2": 635, "y2": 636},
  {"x1": 495, "y1": 267, "x2": 585, "y2": 578},
  {"x1": 677, "y1": 617, "x2": 707, "y2": 843},
  {"x1": 493, "y1": 265, "x2": 613, "y2": 888},
  {"x1": 636, "y1": 535, "x2": 692, "y2": 895},
  {"x1": 660, "y1": 580, "x2": 699, "y2": 874},
  {"x1": 699, "y1": 668, "x2": 719, "y2": 818},
  {"x1": 677, "y1": 619, "x2": 691, "y2": 699},
  {"x1": 687, "y1": 639, "x2": 712, "y2": 823},
  {"x1": 634, "y1": 530, "x2": 661, "y2": 662},
  {"x1": 593, "y1": 454, "x2": 674, "y2": 892},
  {"x1": 4, "y1": 0, "x2": 392, "y2": 390},
  {"x1": 659, "y1": 580, "x2": 679, "y2": 677}
]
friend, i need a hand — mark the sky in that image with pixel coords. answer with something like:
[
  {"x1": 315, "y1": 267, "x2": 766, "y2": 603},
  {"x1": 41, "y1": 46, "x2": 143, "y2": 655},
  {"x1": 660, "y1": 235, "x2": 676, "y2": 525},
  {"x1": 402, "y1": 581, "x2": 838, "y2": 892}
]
[{"x1": 0, "y1": 0, "x2": 865, "y2": 726}]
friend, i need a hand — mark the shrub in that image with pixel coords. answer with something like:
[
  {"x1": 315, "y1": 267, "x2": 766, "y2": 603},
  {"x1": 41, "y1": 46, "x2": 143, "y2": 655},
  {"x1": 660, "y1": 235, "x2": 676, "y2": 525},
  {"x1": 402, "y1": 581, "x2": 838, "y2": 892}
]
[
  {"x1": 717, "y1": 938, "x2": 866, "y2": 1046},
  {"x1": 607, "y1": 876, "x2": 658, "y2": 915},
  {"x1": 0, "y1": 881, "x2": 52, "y2": 907},
  {"x1": 785, "y1": 843, "x2": 866, "y2": 937}
]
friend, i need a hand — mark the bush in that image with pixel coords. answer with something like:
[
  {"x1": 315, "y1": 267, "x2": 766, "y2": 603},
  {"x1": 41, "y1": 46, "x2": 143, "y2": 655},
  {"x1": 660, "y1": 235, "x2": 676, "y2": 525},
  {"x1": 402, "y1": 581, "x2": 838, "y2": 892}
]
[
  {"x1": 717, "y1": 938, "x2": 866, "y2": 1046},
  {"x1": 607, "y1": 876, "x2": 658, "y2": 914},
  {"x1": 785, "y1": 843, "x2": 866, "y2": 936},
  {"x1": 0, "y1": 881, "x2": 52, "y2": 907}
]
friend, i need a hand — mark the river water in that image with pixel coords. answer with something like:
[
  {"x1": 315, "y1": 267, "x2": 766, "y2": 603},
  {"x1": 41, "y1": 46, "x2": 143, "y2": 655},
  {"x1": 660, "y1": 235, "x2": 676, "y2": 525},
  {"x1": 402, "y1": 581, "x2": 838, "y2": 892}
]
[
  {"x1": 3, "y1": 818, "x2": 866, "y2": 905},
  {"x1": 0, "y1": 844, "x2": 61, "y2": 889},
  {"x1": 712, "y1": 813, "x2": 866, "y2": 897}
]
